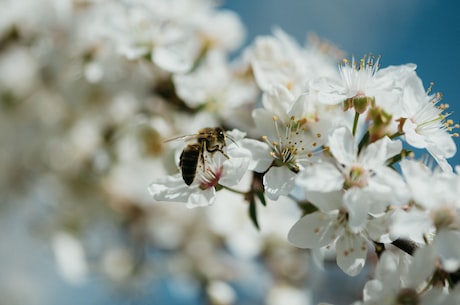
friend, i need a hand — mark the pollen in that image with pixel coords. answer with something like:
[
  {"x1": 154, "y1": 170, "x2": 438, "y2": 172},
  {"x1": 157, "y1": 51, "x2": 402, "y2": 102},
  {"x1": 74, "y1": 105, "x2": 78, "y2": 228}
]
[
  {"x1": 298, "y1": 118, "x2": 308, "y2": 125},
  {"x1": 262, "y1": 115, "x2": 325, "y2": 171}
]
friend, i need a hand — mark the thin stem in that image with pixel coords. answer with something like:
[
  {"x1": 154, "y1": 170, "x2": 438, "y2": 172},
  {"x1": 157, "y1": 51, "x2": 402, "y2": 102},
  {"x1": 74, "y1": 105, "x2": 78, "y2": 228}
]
[
  {"x1": 218, "y1": 184, "x2": 247, "y2": 195},
  {"x1": 389, "y1": 131, "x2": 404, "y2": 139},
  {"x1": 352, "y1": 112, "x2": 360, "y2": 136}
]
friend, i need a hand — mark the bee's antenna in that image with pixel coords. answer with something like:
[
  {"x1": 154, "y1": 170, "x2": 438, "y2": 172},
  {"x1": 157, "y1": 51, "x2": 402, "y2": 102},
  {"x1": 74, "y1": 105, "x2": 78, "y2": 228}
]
[{"x1": 226, "y1": 134, "x2": 239, "y2": 146}]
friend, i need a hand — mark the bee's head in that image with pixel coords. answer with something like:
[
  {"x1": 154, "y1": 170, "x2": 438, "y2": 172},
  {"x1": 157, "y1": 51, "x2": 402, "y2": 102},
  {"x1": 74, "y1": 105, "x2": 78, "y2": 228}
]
[{"x1": 215, "y1": 127, "x2": 226, "y2": 143}]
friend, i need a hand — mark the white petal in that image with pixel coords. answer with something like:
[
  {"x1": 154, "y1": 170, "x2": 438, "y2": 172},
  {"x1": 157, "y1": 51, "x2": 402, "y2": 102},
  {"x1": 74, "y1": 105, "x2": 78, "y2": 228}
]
[
  {"x1": 336, "y1": 233, "x2": 368, "y2": 276},
  {"x1": 263, "y1": 167, "x2": 296, "y2": 200},
  {"x1": 403, "y1": 119, "x2": 427, "y2": 148},
  {"x1": 433, "y1": 229, "x2": 460, "y2": 272},
  {"x1": 406, "y1": 245, "x2": 437, "y2": 288},
  {"x1": 362, "y1": 279, "x2": 384, "y2": 303},
  {"x1": 427, "y1": 129, "x2": 457, "y2": 159},
  {"x1": 219, "y1": 157, "x2": 249, "y2": 187},
  {"x1": 359, "y1": 137, "x2": 402, "y2": 169},
  {"x1": 288, "y1": 211, "x2": 340, "y2": 249},
  {"x1": 252, "y1": 108, "x2": 278, "y2": 138},
  {"x1": 148, "y1": 174, "x2": 194, "y2": 203},
  {"x1": 305, "y1": 190, "x2": 343, "y2": 212},
  {"x1": 153, "y1": 26, "x2": 199, "y2": 73},
  {"x1": 366, "y1": 167, "x2": 409, "y2": 212},
  {"x1": 390, "y1": 209, "x2": 433, "y2": 243},
  {"x1": 240, "y1": 138, "x2": 273, "y2": 173},
  {"x1": 262, "y1": 84, "x2": 295, "y2": 115},
  {"x1": 187, "y1": 188, "x2": 216, "y2": 208},
  {"x1": 366, "y1": 213, "x2": 393, "y2": 243},
  {"x1": 343, "y1": 188, "x2": 370, "y2": 233},
  {"x1": 296, "y1": 162, "x2": 344, "y2": 192},
  {"x1": 328, "y1": 126, "x2": 357, "y2": 166},
  {"x1": 310, "y1": 77, "x2": 347, "y2": 105},
  {"x1": 154, "y1": 43, "x2": 196, "y2": 73}
]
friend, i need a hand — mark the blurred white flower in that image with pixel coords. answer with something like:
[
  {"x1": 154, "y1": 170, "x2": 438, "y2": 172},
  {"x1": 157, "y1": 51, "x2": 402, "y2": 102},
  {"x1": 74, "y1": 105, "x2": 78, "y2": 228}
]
[
  {"x1": 288, "y1": 208, "x2": 392, "y2": 276},
  {"x1": 0, "y1": 46, "x2": 39, "y2": 99},
  {"x1": 391, "y1": 159, "x2": 460, "y2": 272},
  {"x1": 173, "y1": 50, "x2": 258, "y2": 121},
  {"x1": 267, "y1": 284, "x2": 311, "y2": 305},
  {"x1": 51, "y1": 232, "x2": 88, "y2": 285},
  {"x1": 249, "y1": 27, "x2": 338, "y2": 98},
  {"x1": 206, "y1": 280, "x2": 236, "y2": 305},
  {"x1": 101, "y1": 0, "x2": 245, "y2": 73},
  {"x1": 360, "y1": 246, "x2": 438, "y2": 305}
]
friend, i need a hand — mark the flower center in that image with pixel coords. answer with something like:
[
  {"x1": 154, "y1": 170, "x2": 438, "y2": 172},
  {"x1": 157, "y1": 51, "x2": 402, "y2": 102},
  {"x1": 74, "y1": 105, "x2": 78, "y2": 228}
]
[
  {"x1": 262, "y1": 115, "x2": 321, "y2": 173},
  {"x1": 431, "y1": 204, "x2": 459, "y2": 230},
  {"x1": 339, "y1": 55, "x2": 380, "y2": 98},
  {"x1": 396, "y1": 288, "x2": 419, "y2": 305},
  {"x1": 197, "y1": 153, "x2": 224, "y2": 190},
  {"x1": 343, "y1": 165, "x2": 368, "y2": 189},
  {"x1": 412, "y1": 92, "x2": 459, "y2": 137}
]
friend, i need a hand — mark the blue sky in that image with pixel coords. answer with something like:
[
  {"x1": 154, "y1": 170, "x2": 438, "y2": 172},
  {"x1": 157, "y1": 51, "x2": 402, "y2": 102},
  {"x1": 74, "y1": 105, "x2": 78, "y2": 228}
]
[{"x1": 223, "y1": 0, "x2": 460, "y2": 166}]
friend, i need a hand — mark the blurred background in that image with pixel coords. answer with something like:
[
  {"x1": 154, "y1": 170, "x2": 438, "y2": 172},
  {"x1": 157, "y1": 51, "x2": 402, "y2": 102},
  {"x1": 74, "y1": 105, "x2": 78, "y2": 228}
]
[{"x1": 1, "y1": 1, "x2": 459, "y2": 305}]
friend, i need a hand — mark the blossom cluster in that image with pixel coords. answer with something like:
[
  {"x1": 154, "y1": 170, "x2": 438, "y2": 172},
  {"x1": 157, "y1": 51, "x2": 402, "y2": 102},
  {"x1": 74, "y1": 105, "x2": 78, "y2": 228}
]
[
  {"x1": 2, "y1": 0, "x2": 460, "y2": 304},
  {"x1": 148, "y1": 15, "x2": 460, "y2": 304}
]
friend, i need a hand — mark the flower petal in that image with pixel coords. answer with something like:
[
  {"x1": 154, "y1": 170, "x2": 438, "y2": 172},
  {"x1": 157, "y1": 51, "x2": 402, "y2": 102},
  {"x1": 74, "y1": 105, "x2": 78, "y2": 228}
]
[
  {"x1": 328, "y1": 126, "x2": 357, "y2": 166},
  {"x1": 359, "y1": 137, "x2": 402, "y2": 169},
  {"x1": 343, "y1": 188, "x2": 370, "y2": 233},
  {"x1": 263, "y1": 167, "x2": 296, "y2": 200},
  {"x1": 433, "y1": 229, "x2": 460, "y2": 272},
  {"x1": 240, "y1": 138, "x2": 273, "y2": 173},
  {"x1": 262, "y1": 84, "x2": 295, "y2": 116},
  {"x1": 288, "y1": 211, "x2": 339, "y2": 249},
  {"x1": 406, "y1": 245, "x2": 437, "y2": 288},
  {"x1": 336, "y1": 232, "x2": 368, "y2": 276},
  {"x1": 148, "y1": 174, "x2": 193, "y2": 203},
  {"x1": 219, "y1": 157, "x2": 249, "y2": 187},
  {"x1": 187, "y1": 188, "x2": 216, "y2": 208},
  {"x1": 390, "y1": 209, "x2": 433, "y2": 243},
  {"x1": 305, "y1": 190, "x2": 343, "y2": 212},
  {"x1": 296, "y1": 162, "x2": 344, "y2": 193}
]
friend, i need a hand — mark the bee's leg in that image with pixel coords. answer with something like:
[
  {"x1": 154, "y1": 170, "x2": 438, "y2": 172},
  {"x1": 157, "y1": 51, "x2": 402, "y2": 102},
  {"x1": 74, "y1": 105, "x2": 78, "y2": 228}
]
[
  {"x1": 219, "y1": 149, "x2": 230, "y2": 159},
  {"x1": 201, "y1": 142, "x2": 208, "y2": 167}
]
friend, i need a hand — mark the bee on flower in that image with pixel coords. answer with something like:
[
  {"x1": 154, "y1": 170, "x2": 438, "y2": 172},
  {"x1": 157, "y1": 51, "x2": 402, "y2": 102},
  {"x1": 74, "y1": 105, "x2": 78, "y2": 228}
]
[{"x1": 148, "y1": 128, "x2": 250, "y2": 208}]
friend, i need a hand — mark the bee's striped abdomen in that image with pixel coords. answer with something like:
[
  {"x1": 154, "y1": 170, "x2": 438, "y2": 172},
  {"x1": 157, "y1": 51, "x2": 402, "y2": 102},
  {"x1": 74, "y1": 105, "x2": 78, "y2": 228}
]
[{"x1": 179, "y1": 144, "x2": 201, "y2": 185}]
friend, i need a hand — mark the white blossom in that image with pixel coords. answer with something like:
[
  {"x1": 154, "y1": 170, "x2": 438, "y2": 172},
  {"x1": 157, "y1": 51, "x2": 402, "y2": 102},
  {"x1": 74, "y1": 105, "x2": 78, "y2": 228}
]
[{"x1": 148, "y1": 129, "x2": 250, "y2": 208}]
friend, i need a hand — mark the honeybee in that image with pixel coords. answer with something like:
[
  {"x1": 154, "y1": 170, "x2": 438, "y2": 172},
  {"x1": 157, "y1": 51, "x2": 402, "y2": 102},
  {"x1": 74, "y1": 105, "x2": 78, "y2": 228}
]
[{"x1": 166, "y1": 127, "x2": 229, "y2": 185}]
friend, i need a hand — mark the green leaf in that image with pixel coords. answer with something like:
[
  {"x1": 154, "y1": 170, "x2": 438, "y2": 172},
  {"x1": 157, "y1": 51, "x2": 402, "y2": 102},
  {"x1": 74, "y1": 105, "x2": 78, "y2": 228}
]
[
  {"x1": 386, "y1": 148, "x2": 412, "y2": 167},
  {"x1": 255, "y1": 191, "x2": 266, "y2": 207},
  {"x1": 248, "y1": 195, "x2": 260, "y2": 230},
  {"x1": 357, "y1": 130, "x2": 370, "y2": 154}
]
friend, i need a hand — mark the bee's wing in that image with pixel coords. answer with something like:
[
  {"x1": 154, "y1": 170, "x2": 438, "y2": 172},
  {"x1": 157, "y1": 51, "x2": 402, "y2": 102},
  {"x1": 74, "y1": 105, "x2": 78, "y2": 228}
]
[{"x1": 163, "y1": 134, "x2": 199, "y2": 143}]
